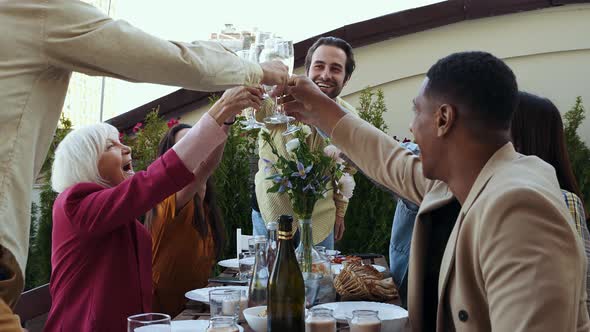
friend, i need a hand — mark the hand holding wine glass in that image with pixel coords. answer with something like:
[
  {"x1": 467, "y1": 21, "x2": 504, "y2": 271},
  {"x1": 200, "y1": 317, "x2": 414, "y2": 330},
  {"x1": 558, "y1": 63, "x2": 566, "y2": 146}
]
[
  {"x1": 236, "y1": 50, "x2": 268, "y2": 130},
  {"x1": 260, "y1": 60, "x2": 289, "y2": 90},
  {"x1": 258, "y1": 38, "x2": 300, "y2": 135},
  {"x1": 207, "y1": 86, "x2": 264, "y2": 127}
]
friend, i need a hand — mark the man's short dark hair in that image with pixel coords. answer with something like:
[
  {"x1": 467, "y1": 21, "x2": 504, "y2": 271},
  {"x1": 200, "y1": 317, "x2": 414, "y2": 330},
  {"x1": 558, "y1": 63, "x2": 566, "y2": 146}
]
[
  {"x1": 425, "y1": 51, "x2": 518, "y2": 130},
  {"x1": 304, "y1": 37, "x2": 356, "y2": 82}
]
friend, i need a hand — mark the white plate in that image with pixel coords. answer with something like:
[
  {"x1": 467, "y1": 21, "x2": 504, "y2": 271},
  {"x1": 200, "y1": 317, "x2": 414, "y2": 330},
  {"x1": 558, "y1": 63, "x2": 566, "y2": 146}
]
[
  {"x1": 325, "y1": 249, "x2": 341, "y2": 256},
  {"x1": 171, "y1": 320, "x2": 244, "y2": 332},
  {"x1": 313, "y1": 301, "x2": 408, "y2": 332},
  {"x1": 218, "y1": 257, "x2": 255, "y2": 269},
  {"x1": 185, "y1": 286, "x2": 248, "y2": 303},
  {"x1": 331, "y1": 264, "x2": 387, "y2": 275}
]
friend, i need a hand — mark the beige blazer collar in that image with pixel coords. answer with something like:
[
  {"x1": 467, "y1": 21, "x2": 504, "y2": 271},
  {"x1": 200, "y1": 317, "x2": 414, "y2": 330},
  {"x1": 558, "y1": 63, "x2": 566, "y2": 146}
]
[{"x1": 437, "y1": 142, "x2": 519, "y2": 299}]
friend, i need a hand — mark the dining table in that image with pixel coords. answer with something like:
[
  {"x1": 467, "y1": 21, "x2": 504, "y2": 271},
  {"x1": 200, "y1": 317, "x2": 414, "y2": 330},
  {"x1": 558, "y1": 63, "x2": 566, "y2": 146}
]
[{"x1": 173, "y1": 254, "x2": 400, "y2": 331}]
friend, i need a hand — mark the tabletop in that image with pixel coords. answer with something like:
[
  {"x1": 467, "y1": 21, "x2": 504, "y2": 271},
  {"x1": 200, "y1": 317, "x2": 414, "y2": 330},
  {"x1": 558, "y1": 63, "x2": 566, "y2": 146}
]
[{"x1": 174, "y1": 255, "x2": 398, "y2": 331}]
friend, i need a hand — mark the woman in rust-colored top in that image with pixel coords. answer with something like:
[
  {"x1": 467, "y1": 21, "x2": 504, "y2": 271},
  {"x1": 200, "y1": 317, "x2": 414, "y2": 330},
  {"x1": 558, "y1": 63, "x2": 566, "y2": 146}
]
[{"x1": 146, "y1": 123, "x2": 228, "y2": 317}]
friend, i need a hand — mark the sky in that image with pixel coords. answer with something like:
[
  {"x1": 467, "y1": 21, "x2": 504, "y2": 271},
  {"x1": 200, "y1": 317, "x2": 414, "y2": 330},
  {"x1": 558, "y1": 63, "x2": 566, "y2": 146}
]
[{"x1": 106, "y1": 0, "x2": 444, "y2": 115}]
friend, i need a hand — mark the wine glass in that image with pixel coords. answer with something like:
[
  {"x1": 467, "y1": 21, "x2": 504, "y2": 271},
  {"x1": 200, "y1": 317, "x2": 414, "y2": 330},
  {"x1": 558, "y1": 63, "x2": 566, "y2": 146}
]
[
  {"x1": 127, "y1": 313, "x2": 171, "y2": 332},
  {"x1": 236, "y1": 49, "x2": 265, "y2": 130},
  {"x1": 258, "y1": 38, "x2": 298, "y2": 132}
]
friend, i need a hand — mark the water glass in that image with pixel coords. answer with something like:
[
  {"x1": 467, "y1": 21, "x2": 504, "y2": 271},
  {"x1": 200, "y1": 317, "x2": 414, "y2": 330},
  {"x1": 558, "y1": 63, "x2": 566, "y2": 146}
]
[
  {"x1": 302, "y1": 272, "x2": 323, "y2": 308},
  {"x1": 209, "y1": 289, "x2": 241, "y2": 321},
  {"x1": 248, "y1": 237, "x2": 256, "y2": 254},
  {"x1": 127, "y1": 313, "x2": 171, "y2": 332},
  {"x1": 239, "y1": 252, "x2": 255, "y2": 281},
  {"x1": 238, "y1": 289, "x2": 248, "y2": 322},
  {"x1": 207, "y1": 316, "x2": 240, "y2": 332}
]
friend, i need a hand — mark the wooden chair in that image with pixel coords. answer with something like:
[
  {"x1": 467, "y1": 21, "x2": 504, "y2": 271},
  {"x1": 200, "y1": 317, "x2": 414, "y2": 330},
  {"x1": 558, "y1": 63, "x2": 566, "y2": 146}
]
[{"x1": 14, "y1": 283, "x2": 51, "y2": 331}]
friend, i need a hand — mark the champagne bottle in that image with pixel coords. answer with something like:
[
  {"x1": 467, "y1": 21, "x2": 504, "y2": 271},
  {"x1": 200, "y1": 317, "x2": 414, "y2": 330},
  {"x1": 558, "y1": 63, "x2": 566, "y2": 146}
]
[{"x1": 267, "y1": 215, "x2": 305, "y2": 331}]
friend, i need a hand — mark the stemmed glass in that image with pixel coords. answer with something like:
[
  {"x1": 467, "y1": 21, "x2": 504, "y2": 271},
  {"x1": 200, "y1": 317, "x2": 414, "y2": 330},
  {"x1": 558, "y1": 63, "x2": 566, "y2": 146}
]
[
  {"x1": 258, "y1": 38, "x2": 301, "y2": 135},
  {"x1": 127, "y1": 313, "x2": 171, "y2": 332},
  {"x1": 236, "y1": 49, "x2": 265, "y2": 130}
]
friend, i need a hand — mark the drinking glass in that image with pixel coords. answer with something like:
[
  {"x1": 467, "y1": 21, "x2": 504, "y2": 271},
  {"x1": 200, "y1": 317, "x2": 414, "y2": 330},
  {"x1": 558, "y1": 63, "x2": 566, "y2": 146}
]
[
  {"x1": 207, "y1": 316, "x2": 240, "y2": 332},
  {"x1": 239, "y1": 251, "x2": 255, "y2": 281},
  {"x1": 127, "y1": 313, "x2": 171, "y2": 332},
  {"x1": 302, "y1": 272, "x2": 323, "y2": 308},
  {"x1": 209, "y1": 289, "x2": 241, "y2": 321},
  {"x1": 305, "y1": 307, "x2": 336, "y2": 332},
  {"x1": 348, "y1": 310, "x2": 381, "y2": 332},
  {"x1": 248, "y1": 237, "x2": 256, "y2": 254},
  {"x1": 236, "y1": 50, "x2": 265, "y2": 130},
  {"x1": 238, "y1": 289, "x2": 248, "y2": 322},
  {"x1": 258, "y1": 38, "x2": 298, "y2": 131}
]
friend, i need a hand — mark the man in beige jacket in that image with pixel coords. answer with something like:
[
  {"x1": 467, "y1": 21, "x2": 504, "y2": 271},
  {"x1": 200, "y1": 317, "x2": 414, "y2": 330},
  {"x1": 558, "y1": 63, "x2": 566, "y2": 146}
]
[
  {"x1": 285, "y1": 51, "x2": 589, "y2": 331},
  {"x1": 0, "y1": 0, "x2": 288, "y2": 314}
]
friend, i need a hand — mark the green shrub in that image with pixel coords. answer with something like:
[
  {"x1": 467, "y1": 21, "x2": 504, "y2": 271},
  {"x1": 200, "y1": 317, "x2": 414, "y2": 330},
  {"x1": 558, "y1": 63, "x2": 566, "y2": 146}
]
[
  {"x1": 25, "y1": 115, "x2": 72, "y2": 290},
  {"x1": 122, "y1": 106, "x2": 169, "y2": 172},
  {"x1": 208, "y1": 96, "x2": 259, "y2": 260},
  {"x1": 564, "y1": 97, "x2": 590, "y2": 219},
  {"x1": 336, "y1": 87, "x2": 397, "y2": 256}
]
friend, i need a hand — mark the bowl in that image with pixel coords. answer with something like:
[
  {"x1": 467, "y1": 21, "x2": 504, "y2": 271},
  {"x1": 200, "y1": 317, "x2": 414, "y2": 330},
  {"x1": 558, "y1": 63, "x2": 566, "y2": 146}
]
[{"x1": 243, "y1": 306, "x2": 267, "y2": 332}]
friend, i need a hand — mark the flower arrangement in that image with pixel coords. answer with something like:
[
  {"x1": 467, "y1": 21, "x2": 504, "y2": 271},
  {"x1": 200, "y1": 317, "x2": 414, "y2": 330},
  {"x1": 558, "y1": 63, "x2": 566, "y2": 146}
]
[{"x1": 261, "y1": 125, "x2": 354, "y2": 220}]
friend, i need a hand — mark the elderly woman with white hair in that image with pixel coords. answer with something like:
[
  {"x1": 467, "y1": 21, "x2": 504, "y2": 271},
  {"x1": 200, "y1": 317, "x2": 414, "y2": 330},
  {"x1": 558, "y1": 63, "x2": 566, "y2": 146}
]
[{"x1": 44, "y1": 86, "x2": 263, "y2": 332}]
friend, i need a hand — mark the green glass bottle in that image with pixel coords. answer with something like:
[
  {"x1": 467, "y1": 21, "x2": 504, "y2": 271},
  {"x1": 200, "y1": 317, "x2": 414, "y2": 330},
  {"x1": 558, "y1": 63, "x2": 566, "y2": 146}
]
[{"x1": 267, "y1": 215, "x2": 305, "y2": 331}]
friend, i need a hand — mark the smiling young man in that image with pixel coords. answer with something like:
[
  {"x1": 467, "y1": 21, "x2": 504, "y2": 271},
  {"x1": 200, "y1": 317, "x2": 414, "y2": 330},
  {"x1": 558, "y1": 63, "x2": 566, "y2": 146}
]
[
  {"x1": 284, "y1": 51, "x2": 589, "y2": 331},
  {"x1": 252, "y1": 37, "x2": 357, "y2": 248}
]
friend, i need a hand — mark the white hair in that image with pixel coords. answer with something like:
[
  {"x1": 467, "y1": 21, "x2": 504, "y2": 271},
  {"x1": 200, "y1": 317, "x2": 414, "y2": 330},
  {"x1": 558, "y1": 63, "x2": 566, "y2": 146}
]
[{"x1": 51, "y1": 123, "x2": 120, "y2": 193}]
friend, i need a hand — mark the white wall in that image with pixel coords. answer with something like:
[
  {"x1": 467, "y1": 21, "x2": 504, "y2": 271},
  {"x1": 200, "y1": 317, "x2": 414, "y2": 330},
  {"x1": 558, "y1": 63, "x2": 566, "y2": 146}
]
[
  {"x1": 340, "y1": 4, "x2": 590, "y2": 143},
  {"x1": 182, "y1": 4, "x2": 590, "y2": 143}
]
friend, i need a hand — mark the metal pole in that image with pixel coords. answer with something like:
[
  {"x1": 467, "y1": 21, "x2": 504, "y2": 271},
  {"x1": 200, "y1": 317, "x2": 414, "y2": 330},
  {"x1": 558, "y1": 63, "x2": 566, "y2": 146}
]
[{"x1": 99, "y1": 0, "x2": 112, "y2": 122}]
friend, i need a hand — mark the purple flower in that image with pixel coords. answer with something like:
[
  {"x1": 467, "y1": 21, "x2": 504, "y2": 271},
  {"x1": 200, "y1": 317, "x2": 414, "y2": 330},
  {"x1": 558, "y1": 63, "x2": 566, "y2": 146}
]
[
  {"x1": 303, "y1": 183, "x2": 316, "y2": 193},
  {"x1": 273, "y1": 175, "x2": 292, "y2": 193},
  {"x1": 291, "y1": 161, "x2": 313, "y2": 180},
  {"x1": 263, "y1": 158, "x2": 274, "y2": 173}
]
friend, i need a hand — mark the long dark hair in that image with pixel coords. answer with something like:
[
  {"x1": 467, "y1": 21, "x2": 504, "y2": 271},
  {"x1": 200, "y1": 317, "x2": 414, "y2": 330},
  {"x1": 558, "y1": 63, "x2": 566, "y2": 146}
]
[
  {"x1": 512, "y1": 91, "x2": 588, "y2": 219},
  {"x1": 145, "y1": 123, "x2": 226, "y2": 258}
]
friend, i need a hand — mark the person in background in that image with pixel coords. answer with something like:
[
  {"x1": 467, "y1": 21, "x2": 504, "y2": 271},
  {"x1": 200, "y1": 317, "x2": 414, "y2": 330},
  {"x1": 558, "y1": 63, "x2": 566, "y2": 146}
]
[
  {"x1": 252, "y1": 37, "x2": 357, "y2": 248},
  {"x1": 146, "y1": 118, "x2": 229, "y2": 317},
  {"x1": 0, "y1": 0, "x2": 287, "y2": 311},
  {"x1": 44, "y1": 86, "x2": 261, "y2": 331},
  {"x1": 388, "y1": 142, "x2": 420, "y2": 309},
  {"x1": 511, "y1": 90, "x2": 590, "y2": 314},
  {"x1": 345, "y1": 139, "x2": 421, "y2": 309}
]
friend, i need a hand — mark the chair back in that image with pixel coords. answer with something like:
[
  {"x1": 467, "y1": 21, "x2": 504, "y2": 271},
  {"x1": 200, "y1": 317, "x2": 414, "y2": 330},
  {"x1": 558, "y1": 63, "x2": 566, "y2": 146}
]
[
  {"x1": 14, "y1": 283, "x2": 51, "y2": 325},
  {"x1": 236, "y1": 228, "x2": 253, "y2": 258}
]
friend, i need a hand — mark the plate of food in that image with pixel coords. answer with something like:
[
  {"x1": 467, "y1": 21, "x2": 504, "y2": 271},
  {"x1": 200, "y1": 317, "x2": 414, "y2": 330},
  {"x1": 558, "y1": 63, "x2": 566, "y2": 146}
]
[
  {"x1": 330, "y1": 255, "x2": 362, "y2": 265},
  {"x1": 325, "y1": 249, "x2": 341, "y2": 256},
  {"x1": 185, "y1": 286, "x2": 248, "y2": 303}
]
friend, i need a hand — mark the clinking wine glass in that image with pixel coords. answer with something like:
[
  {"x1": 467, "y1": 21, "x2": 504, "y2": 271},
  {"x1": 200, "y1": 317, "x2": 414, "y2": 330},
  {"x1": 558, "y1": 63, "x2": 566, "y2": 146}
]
[
  {"x1": 258, "y1": 38, "x2": 300, "y2": 135},
  {"x1": 236, "y1": 49, "x2": 265, "y2": 130}
]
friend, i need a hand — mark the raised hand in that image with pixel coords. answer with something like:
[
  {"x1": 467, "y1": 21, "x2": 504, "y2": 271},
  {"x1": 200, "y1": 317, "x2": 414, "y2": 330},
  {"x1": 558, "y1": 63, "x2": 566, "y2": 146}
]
[
  {"x1": 282, "y1": 75, "x2": 346, "y2": 133},
  {"x1": 260, "y1": 60, "x2": 289, "y2": 92},
  {"x1": 208, "y1": 86, "x2": 264, "y2": 125}
]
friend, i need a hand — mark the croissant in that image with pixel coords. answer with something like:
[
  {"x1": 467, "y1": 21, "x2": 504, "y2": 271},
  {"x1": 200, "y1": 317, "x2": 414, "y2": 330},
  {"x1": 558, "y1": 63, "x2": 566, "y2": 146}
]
[{"x1": 334, "y1": 261, "x2": 399, "y2": 302}]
